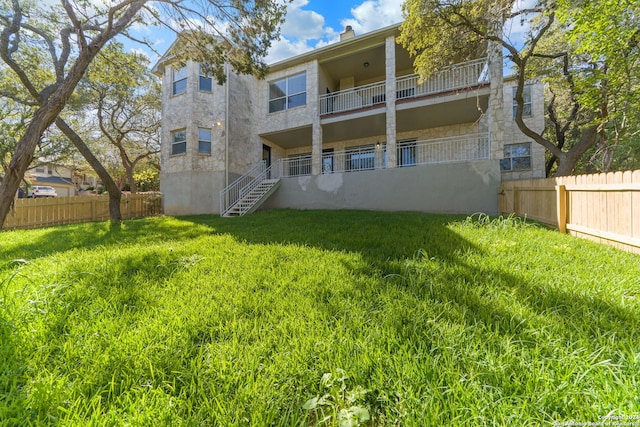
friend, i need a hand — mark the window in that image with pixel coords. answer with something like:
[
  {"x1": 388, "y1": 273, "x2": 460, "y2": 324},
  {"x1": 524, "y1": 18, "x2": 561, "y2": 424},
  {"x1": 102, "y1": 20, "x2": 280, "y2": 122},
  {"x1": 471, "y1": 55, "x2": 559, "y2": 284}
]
[
  {"x1": 35, "y1": 167, "x2": 45, "y2": 173},
  {"x1": 500, "y1": 143, "x2": 531, "y2": 171},
  {"x1": 198, "y1": 128, "x2": 211, "y2": 154},
  {"x1": 199, "y1": 64, "x2": 212, "y2": 92},
  {"x1": 269, "y1": 73, "x2": 306, "y2": 113},
  {"x1": 172, "y1": 66, "x2": 187, "y2": 96},
  {"x1": 171, "y1": 129, "x2": 187, "y2": 155},
  {"x1": 397, "y1": 140, "x2": 417, "y2": 167},
  {"x1": 513, "y1": 85, "x2": 532, "y2": 118},
  {"x1": 345, "y1": 145, "x2": 375, "y2": 171}
]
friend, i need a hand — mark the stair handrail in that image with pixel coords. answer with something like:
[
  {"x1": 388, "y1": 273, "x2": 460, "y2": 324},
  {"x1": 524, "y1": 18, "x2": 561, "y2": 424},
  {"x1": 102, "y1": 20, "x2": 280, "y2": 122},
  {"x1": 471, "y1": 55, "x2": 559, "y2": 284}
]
[
  {"x1": 220, "y1": 160, "x2": 266, "y2": 216},
  {"x1": 232, "y1": 159, "x2": 284, "y2": 215}
]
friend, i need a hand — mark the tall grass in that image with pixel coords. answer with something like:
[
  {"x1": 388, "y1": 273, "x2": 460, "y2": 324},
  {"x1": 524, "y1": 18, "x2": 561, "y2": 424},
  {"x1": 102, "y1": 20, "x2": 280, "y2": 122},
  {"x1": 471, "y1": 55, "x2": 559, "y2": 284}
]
[{"x1": 0, "y1": 210, "x2": 638, "y2": 426}]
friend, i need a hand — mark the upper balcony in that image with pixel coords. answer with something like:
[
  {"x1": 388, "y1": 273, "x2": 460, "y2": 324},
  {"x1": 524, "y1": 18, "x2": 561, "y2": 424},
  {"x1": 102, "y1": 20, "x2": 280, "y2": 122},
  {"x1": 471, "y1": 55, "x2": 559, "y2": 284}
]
[{"x1": 319, "y1": 58, "x2": 489, "y2": 117}]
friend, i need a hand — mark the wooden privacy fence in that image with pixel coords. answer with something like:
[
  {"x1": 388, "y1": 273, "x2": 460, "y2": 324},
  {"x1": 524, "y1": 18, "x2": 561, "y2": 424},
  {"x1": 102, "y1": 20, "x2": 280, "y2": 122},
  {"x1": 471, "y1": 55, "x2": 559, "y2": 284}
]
[
  {"x1": 499, "y1": 170, "x2": 640, "y2": 254},
  {"x1": 3, "y1": 193, "x2": 162, "y2": 230}
]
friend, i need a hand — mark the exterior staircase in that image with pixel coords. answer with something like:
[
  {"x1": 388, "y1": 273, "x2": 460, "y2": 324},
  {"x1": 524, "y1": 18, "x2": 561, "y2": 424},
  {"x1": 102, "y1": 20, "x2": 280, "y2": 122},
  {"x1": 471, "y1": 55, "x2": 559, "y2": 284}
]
[
  {"x1": 222, "y1": 178, "x2": 280, "y2": 217},
  {"x1": 220, "y1": 160, "x2": 286, "y2": 217}
]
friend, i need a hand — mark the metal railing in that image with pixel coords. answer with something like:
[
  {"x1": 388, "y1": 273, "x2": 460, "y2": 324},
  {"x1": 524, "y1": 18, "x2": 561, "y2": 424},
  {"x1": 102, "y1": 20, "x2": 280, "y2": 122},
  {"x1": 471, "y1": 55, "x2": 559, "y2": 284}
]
[
  {"x1": 396, "y1": 58, "x2": 489, "y2": 101},
  {"x1": 220, "y1": 160, "x2": 267, "y2": 216},
  {"x1": 319, "y1": 81, "x2": 386, "y2": 115},
  {"x1": 396, "y1": 133, "x2": 490, "y2": 166}
]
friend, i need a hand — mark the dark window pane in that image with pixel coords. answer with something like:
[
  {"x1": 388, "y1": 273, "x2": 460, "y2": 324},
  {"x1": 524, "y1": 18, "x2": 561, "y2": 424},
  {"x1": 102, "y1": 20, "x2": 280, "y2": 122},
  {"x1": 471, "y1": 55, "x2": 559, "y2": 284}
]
[
  {"x1": 198, "y1": 141, "x2": 211, "y2": 154},
  {"x1": 500, "y1": 158, "x2": 512, "y2": 171},
  {"x1": 288, "y1": 93, "x2": 306, "y2": 109},
  {"x1": 173, "y1": 79, "x2": 187, "y2": 95},
  {"x1": 172, "y1": 141, "x2": 186, "y2": 155},
  {"x1": 512, "y1": 157, "x2": 531, "y2": 170},
  {"x1": 199, "y1": 76, "x2": 212, "y2": 92},
  {"x1": 269, "y1": 98, "x2": 286, "y2": 113}
]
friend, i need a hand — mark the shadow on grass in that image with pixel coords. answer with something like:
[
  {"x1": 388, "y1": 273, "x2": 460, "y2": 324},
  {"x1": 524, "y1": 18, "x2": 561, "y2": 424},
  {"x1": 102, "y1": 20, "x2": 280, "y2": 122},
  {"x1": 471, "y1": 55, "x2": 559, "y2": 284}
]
[{"x1": 1, "y1": 209, "x2": 638, "y2": 423}]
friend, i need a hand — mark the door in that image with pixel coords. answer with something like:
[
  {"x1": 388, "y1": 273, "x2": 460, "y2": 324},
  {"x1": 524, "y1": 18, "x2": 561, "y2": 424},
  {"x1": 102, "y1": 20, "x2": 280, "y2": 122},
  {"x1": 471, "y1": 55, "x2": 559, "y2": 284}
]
[
  {"x1": 322, "y1": 148, "x2": 334, "y2": 174},
  {"x1": 262, "y1": 144, "x2": 271, "y2": 178}
]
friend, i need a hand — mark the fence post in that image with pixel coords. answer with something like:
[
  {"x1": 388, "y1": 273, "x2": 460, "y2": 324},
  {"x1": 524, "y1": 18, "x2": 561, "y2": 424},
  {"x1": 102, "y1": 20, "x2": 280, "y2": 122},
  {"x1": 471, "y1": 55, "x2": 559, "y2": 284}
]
[
  {"x1": 556, "y1": 185, "x2": 567, "y2": 233},
  {"x1": 91, "y1": 198, "x2": 97, "y2": 221}
]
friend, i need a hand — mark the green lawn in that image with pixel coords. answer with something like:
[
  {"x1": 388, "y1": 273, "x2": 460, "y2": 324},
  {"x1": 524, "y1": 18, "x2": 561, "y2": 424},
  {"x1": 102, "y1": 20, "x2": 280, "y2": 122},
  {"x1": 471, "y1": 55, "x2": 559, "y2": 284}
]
[{"x1": 1, "y1": 210, "x2": 639, "y2": 426}]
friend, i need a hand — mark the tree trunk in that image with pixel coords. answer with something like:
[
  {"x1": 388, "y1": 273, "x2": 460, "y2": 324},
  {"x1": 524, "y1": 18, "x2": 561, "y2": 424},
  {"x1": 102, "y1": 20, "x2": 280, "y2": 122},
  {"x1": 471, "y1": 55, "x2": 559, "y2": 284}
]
[
  {"x1": 126, "y1": 166, "x2": 138, "y2": 194},
  {"x1": 553, "y1": 125, "x2": 600, "y2": 176},
  {"x1": 0, "y1": 105, "x2": 62, "y2": 228},
  {"x1": 56, "y1": 119, "x2": 122, "y2": 221}
]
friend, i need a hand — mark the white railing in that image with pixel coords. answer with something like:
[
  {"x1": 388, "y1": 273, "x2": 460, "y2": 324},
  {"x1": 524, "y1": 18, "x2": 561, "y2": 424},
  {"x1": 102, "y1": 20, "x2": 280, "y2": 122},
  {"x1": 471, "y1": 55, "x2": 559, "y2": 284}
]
[
  {"x1": 396, "y1": 133, "x2": 490, "y2": 166},
  {"x1": 319, "y1": 81, "x2": 386, "y2": 115},
  {"x1": 281, "y1": 155, "x2": 313, "y2": 177},
  {"x1": 396, "y1": 58, "x2": 489, "y2": 101},
  {"x1": 220, "y1": 160, "x2": 267, "y2": 216}
]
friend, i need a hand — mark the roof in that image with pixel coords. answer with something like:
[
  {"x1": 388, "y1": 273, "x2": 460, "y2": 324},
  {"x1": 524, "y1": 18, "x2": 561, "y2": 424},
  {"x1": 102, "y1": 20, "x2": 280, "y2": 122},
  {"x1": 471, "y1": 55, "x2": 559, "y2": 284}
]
[
  {"x1": 34, "y1": 176, "x2": 75, "y2": 186},
  {"x1": 152, "y1": 23, "x2": 402, "y2": 76}
]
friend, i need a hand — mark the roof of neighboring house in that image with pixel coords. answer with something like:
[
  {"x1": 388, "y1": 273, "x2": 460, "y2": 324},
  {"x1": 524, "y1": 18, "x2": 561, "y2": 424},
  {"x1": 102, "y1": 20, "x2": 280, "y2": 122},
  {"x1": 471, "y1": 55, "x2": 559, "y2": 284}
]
[{"x1": 33, "y1": 176, "x2": 75, "y2": 186}]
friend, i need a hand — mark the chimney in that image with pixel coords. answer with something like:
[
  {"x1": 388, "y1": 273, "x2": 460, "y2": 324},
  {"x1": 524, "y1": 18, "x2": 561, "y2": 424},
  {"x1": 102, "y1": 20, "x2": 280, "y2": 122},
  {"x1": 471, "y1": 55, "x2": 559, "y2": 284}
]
[{"x1": 340, "y1": 25, "x2": 355, "y2": 41}]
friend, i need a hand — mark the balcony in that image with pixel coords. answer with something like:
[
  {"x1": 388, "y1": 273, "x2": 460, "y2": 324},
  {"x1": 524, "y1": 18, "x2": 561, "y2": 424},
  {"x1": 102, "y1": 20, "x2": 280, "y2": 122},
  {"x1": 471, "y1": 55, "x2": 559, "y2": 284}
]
[
  {"x1": 319, "y1": 58, "x2": 488, "y2": 117},
  {"x1": 279, "y1": 133, "x2": 490, "y2": 177}
]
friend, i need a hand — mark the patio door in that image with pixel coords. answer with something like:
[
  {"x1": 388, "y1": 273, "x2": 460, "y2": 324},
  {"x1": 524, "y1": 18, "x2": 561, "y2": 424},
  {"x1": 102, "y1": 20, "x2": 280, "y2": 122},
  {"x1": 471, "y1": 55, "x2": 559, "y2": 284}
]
[
  {"x1": 262, "y1": 144, "x2": 271, "y2": 178},
  {"x1": 322, "y1": 148, "x2": 334, "y2": 174}
]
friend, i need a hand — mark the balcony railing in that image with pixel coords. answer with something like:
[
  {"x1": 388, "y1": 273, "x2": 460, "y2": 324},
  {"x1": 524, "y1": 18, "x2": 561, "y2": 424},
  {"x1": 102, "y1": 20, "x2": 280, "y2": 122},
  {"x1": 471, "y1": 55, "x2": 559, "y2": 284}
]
[
  {"x1": 396, "y1": 133, "x2": 490, "y2": 166},
  {"x1": 318, "y1": 58, "x2": 488, "y2": 116},
  {"x1": 396, "y1": 58, "x2": 489, "y2": 101},
  {"x1": 278, "y1": 133, "x2": 489, "y2": 177},
  {"x1": 319, "y1": 81, "x2": 386, "y2": 115}
]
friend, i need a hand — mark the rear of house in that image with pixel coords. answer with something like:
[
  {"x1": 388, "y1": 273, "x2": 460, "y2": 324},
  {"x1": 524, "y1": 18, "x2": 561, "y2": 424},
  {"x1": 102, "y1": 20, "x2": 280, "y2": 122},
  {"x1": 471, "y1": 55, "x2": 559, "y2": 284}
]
[{"x1": 154, "y1": 24, "x2": 545, "y2": 216}]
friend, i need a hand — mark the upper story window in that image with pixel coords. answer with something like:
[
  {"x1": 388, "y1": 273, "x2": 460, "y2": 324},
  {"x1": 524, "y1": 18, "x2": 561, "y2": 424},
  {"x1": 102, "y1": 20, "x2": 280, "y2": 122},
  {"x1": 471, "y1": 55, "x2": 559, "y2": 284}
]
[
  {"x1": 513, "y1": 85, "x2": 532, "y2": 118},
  {"x1": 171, "y1": 129, "x2": 187, "y2": 155},
  {"x1": 199, "y1": 64, "x2": 212, "y2": 92},
  {"x1": 269, "y1": 73, "x2": 306, "y2": 113},
  {"x1": 172, "y1": 66, "x2": 187, "y2": 96},
  {"x1": 198, "y1": 128, "x2": 212, "y2": 154},
  {"x1": 500, "y1": 142, "x2": 531, "y2": 172}
]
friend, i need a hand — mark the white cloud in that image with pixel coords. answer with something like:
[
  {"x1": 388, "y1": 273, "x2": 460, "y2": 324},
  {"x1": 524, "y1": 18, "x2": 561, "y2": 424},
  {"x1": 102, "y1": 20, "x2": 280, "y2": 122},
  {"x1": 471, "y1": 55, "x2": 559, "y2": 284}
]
[
  {"x1": 280, "y1": 0, "x2": 327, "y2": 41},
  {"x1": 341, "y1": 0, "x2": 404, "y2": 34}
]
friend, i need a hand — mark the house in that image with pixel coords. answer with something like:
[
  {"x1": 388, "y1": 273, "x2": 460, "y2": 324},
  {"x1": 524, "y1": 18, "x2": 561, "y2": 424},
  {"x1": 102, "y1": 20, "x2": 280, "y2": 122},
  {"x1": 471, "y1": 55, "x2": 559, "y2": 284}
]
[
  {"x1": 153, "y1": 24, "x2": 545, "y2": 217},
  {"x1": 26, "y1": 163, "x2": 101, "y2": 197}
]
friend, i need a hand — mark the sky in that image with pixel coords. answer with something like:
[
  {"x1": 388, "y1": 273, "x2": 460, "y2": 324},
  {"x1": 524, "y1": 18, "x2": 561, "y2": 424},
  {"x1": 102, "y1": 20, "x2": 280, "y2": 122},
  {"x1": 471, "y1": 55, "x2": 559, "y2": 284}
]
[{"x1": 131, "y1": 0, "x2": 406, "y2": 66}]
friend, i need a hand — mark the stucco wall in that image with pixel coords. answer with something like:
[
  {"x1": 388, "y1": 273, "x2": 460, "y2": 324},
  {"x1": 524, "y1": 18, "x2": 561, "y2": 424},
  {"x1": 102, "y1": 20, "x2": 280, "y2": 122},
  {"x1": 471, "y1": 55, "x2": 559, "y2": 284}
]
[
  {"x1": 261, "y1": 159, "x2": 500, "y2": 215},
  {"x1": 161, "y1": 170, "x2": 226, "y2": 215}
]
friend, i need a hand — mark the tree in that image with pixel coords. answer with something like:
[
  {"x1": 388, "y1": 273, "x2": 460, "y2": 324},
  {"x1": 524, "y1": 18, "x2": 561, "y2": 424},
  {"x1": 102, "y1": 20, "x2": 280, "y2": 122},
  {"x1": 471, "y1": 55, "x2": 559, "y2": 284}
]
[
  {"x1": 80, "y1": 43, "x2": 161, "y2": 194},
  {"x1": 399, "y1": 0, "x2": 639, "y2": 176},
  {"x1": 0, "y1": 0, "x2": 287, "y2": 228}
]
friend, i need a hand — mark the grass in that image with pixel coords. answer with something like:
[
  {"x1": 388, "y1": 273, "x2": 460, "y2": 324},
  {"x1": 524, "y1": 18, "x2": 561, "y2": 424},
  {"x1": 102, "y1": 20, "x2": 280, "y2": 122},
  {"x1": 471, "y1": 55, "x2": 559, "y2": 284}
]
[{"x1": 0, "y1": 209, "x2": 639, "y2": 426}]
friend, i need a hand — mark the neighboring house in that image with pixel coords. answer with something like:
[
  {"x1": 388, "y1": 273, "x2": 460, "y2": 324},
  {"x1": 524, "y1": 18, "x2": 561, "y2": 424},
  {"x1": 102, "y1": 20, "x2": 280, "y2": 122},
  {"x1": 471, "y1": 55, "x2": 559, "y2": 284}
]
[
  {"x1": 26, "y1": 163, "x2": 102, "y2": 197},
  {"x1": 27, "y1": 164, "x2": 76, "y2": 197},
  {"x1": 153, "y1": 24, "x2": 545, "y2": 217}
]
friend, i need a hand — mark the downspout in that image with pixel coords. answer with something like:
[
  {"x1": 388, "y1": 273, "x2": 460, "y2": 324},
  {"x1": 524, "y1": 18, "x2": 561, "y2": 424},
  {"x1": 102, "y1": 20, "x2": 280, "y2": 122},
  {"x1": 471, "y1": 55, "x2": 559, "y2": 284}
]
[{"x1": 224, "y1": 62, "x2": 230, "y2": 187}]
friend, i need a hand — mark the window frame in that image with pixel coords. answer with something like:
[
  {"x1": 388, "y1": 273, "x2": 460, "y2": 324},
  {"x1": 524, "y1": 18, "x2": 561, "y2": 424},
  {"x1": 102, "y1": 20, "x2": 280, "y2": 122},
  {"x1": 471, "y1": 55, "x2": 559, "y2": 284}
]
[
  {"x1": 171, "y1": 129, "x2": 187, "y2": 155},
  {"x1": 199, "y1": 64, "x2": 213, "y2": 92},
  {"x1": 198, "y1": 128, "x2": 212, "y2": 154},
  {"x1": 500, "y1": 142, "x2": 532, "y2": 172},
  {"x1": 512, "y1": 85, "x2": 532, "y2": 118},
  {"x1": 172, "y1": 65, "x2": 188, "y2": 96},
  {"x1": 268, "y1": 73, "x2": 307, "y2": 113}
]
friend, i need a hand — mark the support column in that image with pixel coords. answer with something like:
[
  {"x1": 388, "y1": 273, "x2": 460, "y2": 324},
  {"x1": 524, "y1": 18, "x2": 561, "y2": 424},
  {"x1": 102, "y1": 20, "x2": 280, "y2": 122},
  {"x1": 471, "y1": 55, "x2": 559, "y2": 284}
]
[
  {"x1": 312, "y1": 120, "x2": 322, "y2": 175},
  {"x1": 487, "y1": 20, "x2": 504, "y2": 161},
  {"x1": 310, "y1": 59, "x2": 322, "y2": 175},
  {"x1": 385, "y1": 35, "x2": 397, "y2": 168}
]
